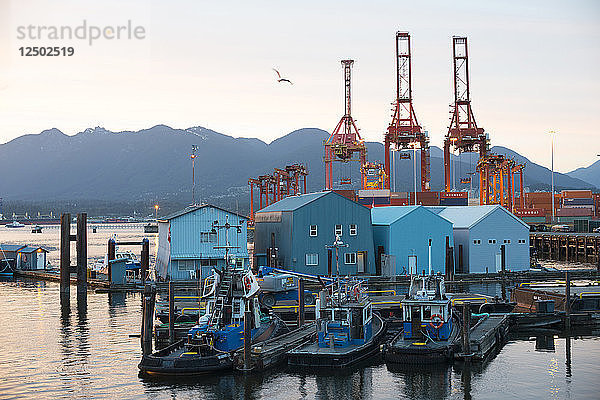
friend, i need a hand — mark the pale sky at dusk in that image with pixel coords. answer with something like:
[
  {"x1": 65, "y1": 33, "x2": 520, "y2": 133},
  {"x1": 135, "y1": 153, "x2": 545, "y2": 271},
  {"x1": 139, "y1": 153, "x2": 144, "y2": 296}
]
[{"x1": 0, "y1": 0, "x2": 598, "y2": 172}]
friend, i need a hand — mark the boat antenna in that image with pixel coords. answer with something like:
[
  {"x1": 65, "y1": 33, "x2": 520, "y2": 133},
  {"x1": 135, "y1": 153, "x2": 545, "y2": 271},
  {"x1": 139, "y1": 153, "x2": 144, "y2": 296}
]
[
  {"x1": 428, "y1": 238, "x2": 432, "y2": 276},
  {"x1": 326, "y1": 234, "x2": 349, "y2": 305},
  {"x1": 212, "y1": 215, "x2": 243, "y2": 270}
]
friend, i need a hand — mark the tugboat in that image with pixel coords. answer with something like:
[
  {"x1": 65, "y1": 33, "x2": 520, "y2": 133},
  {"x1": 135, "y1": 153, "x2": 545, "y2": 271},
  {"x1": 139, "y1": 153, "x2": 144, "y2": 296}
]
[
  {"x1": 287, "y1": 235, "x2": 386, "y2": 369},
  {"x1": 139, "y1": 217, "x2": 283, "y2": 377},
  {"x1": 383, "y1": 274, "x2": 459, "y2": 364}
]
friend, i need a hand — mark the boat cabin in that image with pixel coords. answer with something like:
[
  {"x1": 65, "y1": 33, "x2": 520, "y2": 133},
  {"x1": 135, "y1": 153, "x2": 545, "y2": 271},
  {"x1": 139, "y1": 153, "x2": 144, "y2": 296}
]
[
  {"x1": 402, "y1": 275, "x2": 452, "y2": 341},
  {"x1": 188, "y1": 266, "x2": 262, "y2": 352},
  {"x1": 315, "y1": 285, "x2": 373, "y2": 348}
]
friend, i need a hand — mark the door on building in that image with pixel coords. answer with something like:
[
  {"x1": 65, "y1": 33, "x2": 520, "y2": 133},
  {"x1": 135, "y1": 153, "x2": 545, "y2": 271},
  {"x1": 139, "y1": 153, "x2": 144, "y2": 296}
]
[
  {"x1": 327, "y1": 250, "x2": 332, "y2": 276},
  {"x1": 36, "y1": 251, "x2": 45, "y2": 270},
  {"x1": 357, "y1": 252, "x2": 365, "y2": 274}
]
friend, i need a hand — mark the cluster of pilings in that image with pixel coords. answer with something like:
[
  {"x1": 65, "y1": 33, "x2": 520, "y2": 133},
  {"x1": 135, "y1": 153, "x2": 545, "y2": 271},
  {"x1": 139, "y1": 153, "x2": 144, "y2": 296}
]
[
  {"x1": 531, "y1": 233, "x2": 600, "y2": 268},
  {"x1": 60, "y1": 213, "x2": 88, "y2": 312}
]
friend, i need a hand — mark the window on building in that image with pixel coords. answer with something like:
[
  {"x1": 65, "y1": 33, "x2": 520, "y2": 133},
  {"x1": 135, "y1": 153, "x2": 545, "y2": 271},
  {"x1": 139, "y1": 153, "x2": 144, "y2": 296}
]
[
  {"x1": 349, "y1": 224, "x2": 357, "y2": 236},
  {"x1": 488, "y1": 239, "x2": 496, "y2": 244},
  {"x1": 335, "y1": 224, "x2": 343, "y2": 236},
  {"x1": 201, "y1": 232, "x2": 218, "y2": 243},
  {"x1": 178, "y1": 260, "x2": 196, "y2": 271},
  {"x1": 503, "y1": 239, "x2": 511, "y2": 244},
  {"x1": 473, "y1": 239, "x2": 481, "y2": 245},
  {"x1": 345, "y1": 252, "x2": 356, "y2": 264},
  {"x1": 309, "y1": 225, "x2": 318, "y2": 237},
  {"x1": 306, "y1": 253, "x2": 318, "y2": 266},
  {"x1": 518, "y1": 239, "x2": 527, "y2": 244}
]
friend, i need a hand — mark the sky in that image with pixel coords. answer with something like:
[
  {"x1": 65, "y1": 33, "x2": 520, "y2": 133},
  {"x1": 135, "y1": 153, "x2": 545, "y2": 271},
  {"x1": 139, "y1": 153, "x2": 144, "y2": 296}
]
[{"x1": 0, "y1": 0, "x2": 598, "y2": 173}]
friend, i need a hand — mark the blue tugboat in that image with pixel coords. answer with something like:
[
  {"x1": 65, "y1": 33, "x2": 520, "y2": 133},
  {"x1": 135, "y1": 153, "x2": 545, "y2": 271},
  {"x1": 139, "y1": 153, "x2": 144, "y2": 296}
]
[
  {"x1": 383, "y1": 274, "x2": 459, "y2": 364},
  {"x1": 287, "y1": 235, "x2": 386, "y2": 369},
  {"x1": 139, "y1": 217, "x2": 283, "y2": 377}
]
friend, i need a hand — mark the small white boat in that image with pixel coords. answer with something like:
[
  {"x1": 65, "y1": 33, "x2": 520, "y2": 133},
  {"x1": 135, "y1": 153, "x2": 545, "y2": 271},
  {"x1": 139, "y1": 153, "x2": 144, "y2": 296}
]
[{"x1": 6, "y1": 221, "x2": 25, "y2": 228}]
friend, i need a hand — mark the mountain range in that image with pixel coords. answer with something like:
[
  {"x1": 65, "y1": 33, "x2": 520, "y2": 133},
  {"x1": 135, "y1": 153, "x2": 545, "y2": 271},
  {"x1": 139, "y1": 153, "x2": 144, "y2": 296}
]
[{"x1": 0, "y1": 125, "x2": 596, "y2": 215}]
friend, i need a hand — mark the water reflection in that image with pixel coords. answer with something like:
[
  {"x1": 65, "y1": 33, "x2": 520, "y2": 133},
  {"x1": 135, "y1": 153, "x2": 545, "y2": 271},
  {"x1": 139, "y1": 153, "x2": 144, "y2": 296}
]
[{"x1": 388, "y1": 362, "x2": 451, "y2": 399}]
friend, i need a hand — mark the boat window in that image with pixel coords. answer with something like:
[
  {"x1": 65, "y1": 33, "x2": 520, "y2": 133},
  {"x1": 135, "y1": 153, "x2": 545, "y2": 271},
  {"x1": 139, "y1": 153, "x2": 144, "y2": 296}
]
[
  {"x1": 423, "y1": 305, "x2": 432, "y2": 320},
  {"x1": 404, "y1": 306, "x2": 410, "y2": 321},
  {"x1": 334, "y1": 309, "x2": 348, "y2": 322}
]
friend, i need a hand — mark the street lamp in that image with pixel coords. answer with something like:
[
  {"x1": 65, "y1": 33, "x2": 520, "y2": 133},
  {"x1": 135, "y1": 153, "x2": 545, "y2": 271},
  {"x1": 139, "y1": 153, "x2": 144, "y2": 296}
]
[
  {"x1": 549, "y1": 131, "x2": 555, "y2": 223},
  {"x1": 154, "y1": 204, "x2": 159, "y2": 221},
  {"x1": 191, "y1": 145, "x2": 198, "y2": 206}
]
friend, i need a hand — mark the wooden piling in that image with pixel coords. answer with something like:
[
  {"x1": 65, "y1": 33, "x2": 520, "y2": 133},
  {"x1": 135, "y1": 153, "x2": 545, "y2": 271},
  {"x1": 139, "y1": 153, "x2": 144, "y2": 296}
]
[
  {"x1": 141, "y1": 238, "x2": 149, "y2": 286},
  {"x1": 243, "y1": 309, "x2": 252, "y2": 371},
  {"x1": 297, "y1": 278, "x2": 305, "y2": 327},
  {"x1": 76, "y1": 213, "x2": 87, "y2": 294},
  {"x1": 107, "y1": 238, "x2": 116, "y2": 284},
  {"x1": 462, "y1": 302, "x2": 471, "y2": 356},
  {"x1": 168, "y1": 281, "x2": 175, "y2": 344},
  {"x1": 565, "y1": 271, "x2": 571, "y2": 330},
  {"x1": 60, "y1": 213, "x2": 71, "y2": 299},
  {"x1": 141, "y1": 284, "x2": 156, "y2": 355}
]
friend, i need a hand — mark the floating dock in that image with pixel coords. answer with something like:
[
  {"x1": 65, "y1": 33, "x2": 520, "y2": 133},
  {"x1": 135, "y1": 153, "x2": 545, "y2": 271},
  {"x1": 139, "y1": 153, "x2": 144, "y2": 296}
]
[{"x1": 459, "y1": 313, "x2": 510, "y2": 360}]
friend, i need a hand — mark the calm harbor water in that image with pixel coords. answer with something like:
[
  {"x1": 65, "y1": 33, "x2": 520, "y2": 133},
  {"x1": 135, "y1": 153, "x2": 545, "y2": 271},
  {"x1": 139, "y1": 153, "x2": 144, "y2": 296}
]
[
  {"x1": 1, "y1": 278, "x2": 600, "y2": 400},
  {"x1": 2, "y1": 224, "x2": 600, "y2": 399}
]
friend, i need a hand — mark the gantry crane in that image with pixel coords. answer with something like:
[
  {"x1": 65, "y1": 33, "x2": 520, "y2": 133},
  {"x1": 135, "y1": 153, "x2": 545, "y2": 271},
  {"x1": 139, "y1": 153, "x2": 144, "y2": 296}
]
[
  {"x1": 444, "y1": 36, "x2": 488, "y2": 192},
  {"x1": 248, "y1": 164, "x2": 308, "y2": 223},
  {"x1": 361, "y1": 162, "x2": 386, "y2": 190},
  {"x1": 477, "y1": 154, "x2": 525, "y2": 212},
  {"x1": 324, "y1": 60, "x2": 367, "y2": 190},
  {"x1": 384, "y1": 32, "x2": 430, "y2": 191}
]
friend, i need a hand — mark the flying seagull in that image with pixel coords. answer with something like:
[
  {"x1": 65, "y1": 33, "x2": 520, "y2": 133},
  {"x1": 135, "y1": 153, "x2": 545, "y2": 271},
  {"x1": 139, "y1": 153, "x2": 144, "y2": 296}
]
[{"x1": 273, "y1": 68, "x2": 293, "y2": 85}]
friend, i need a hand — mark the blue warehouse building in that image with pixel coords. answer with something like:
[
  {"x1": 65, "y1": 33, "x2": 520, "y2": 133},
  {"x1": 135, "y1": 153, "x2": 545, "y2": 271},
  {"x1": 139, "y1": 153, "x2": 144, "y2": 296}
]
[
  {"x1": 371, "y1": 206, "x2": 453, "y2": 276},
  {"x1": 254, "y1": 191, "x2": 376, "y2": 276},
  {"x1": 429, "y1": 205, "x2": 530, "y2": 273},
  {"x1": 156, "y1": 205, "x2": 249, "y2": 281}
]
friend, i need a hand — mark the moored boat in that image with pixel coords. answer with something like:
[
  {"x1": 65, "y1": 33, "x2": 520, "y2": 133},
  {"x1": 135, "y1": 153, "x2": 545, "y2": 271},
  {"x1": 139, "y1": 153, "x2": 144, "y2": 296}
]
[
  {"x1": 5, "y1": 221, "x2": 25, "y2": 228},
  {"x1": 139, "y1": 266, "x2": 283, "y2": 376},
  {"x1": 287, "y1": 280, "x2": 386, "y2": 369},
  {"x1": 383, "y1": 274, "x2": 459, "y2": 364}
]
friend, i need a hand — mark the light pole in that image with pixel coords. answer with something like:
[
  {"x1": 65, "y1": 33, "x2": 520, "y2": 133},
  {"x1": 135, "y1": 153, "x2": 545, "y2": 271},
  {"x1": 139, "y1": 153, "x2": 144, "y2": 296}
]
[
  {"x1": 191, "y1": 145, "x2": 198, "y2": 206},
  {"x1": 391, "y1": 148, "x2": 396, "y2": 192},
  {"x1": 154, "y1": 204, "x2": 159, "y2": 221},
  {"x1": 549, "y1": 131, "x2": 555, "y2": 223}
]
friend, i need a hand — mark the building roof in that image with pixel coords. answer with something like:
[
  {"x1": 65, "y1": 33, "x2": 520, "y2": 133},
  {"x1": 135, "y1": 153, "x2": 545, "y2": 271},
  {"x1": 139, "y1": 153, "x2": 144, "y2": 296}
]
[
  {"x1": 256, "y1": 191, "x2": 333, "y2": 213},
  {"x1": 18, "y1": 246, "x2": 49, "y2": 253},
  {"x1": 371, "y1": 206, "x2": 421, "y2": 225},
  {"x1": 428, "y1": 205, "x2": 529, "y2": 229},
  {"x1": 159, "y1": 204, "x2": 248, "y2": 222},
  {"x1": 0, "y1": 244, "x2": 27, "y2": 252}
]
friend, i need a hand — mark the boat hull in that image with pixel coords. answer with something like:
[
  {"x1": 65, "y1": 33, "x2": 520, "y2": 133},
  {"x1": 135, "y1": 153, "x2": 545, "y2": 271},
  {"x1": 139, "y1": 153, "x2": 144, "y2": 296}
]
[
  {"x1": 139, "y1": 342, "x2": 233, "y2": 377},
  {"x1": 384, "y1": 317, "x2": 459, "y2": 365},
  {"x1": 287, "y1": 314, "x2": 386, "y2": 370}
]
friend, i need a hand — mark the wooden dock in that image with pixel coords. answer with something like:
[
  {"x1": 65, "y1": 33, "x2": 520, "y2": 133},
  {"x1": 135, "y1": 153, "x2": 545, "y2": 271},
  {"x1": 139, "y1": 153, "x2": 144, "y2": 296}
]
[
  {"x1": 530, "y1": 232, "x2": 600, "y2": 265},
  {"x1": 235, "y1": 322, "x2": 316, "y2": 372},
  {"x1": 456, "y1": 313, "x2": 509, "y2": 361}
]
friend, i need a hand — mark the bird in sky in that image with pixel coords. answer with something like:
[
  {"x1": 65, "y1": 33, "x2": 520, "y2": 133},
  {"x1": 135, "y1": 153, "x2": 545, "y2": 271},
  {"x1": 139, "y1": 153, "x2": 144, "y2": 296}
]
[{"x1": 273, "y1": 68, "x2": 293, "y2": 85}]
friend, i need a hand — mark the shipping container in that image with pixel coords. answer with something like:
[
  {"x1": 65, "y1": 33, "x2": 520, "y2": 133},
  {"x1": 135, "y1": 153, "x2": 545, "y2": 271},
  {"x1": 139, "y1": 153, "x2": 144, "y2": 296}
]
[
  {"x1": 573, "y1": 219, "x2": 589, "y2": 233},
  {"x1": 561, "y1": 190, "x2": 593, "y2": 198},
  {"x1": 390, "y1": 191, "x2": 409, "y2": 199},
  {"x1": 563, "y1": 198, "x2": 594, "y2": 206},
  {"x1": 440, "y1": 197, "x2": 468, "y2": 206},
  {"x1": 440, "y1": 191, "x2": 468, "y2": 199},
  {"x1": 333, "y1": 189, "x2": 356, "y2": 202},
  {"x1": 358, "y1": 196, "x2": 390, "y2": 206},
  {"x1": 556, "y1": 208, "x2": 593, "y2": 217},
  {"x1": 514, "y1": 208, "x2": 545, "y2": 217},
  {"x1": 520, "y1": 216, "x2": 547, "y2": 224},
  {"x1": 358, "y1": 189, "x2": 391, "y2": 198},
  {"x1": 390, "y1": 198, "x2": 409, "y2": 206}
]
